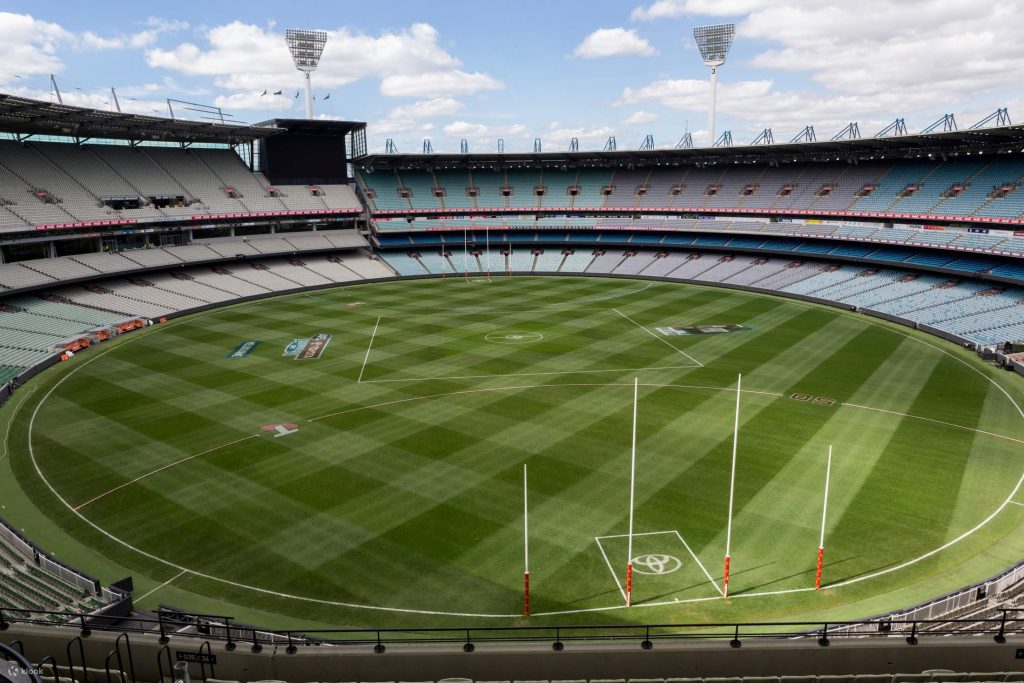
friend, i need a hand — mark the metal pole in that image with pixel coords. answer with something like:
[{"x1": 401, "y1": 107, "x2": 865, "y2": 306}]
[
  {"x1": 524, "y1": 464, "x2": 530, "y2": 616},
  {"x1": 50, "y1": 75, "x2": 63, "y2": 104},
  {"x1": 708, "y1": 66, "x2": 718, "y2": 146},
  {"x1": 723, "y1": 372, "x2": 740, "y2": 597},
  {"x1": 816, "y1": 444, "x2": 833, "y2": 590},
  {"x1": 304, "y1": 73, "x2": 314, "y2": 120},
  {"x1": 626, "y1": 377, "x2": 639, "y2": 607}
]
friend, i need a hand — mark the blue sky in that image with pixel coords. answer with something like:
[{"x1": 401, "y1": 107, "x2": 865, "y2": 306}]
[{"x1": 1, "y1": 1, "x2": 1021, "y2": 152}]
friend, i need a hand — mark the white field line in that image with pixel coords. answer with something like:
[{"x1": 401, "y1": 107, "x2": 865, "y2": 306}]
[
  {"x1": 841, "y1": 402, "x2": 1024, "y2": 446},
  {"x1": 594, "y1": 536, "x2": 627, "y2": 602},
  {"x1": 675, "y1": 530, "x2": 725, "y2": 598},
  {"x1": 308, "y1": 382, "x2": 782, "y2": 423},
  {"x1": 133, "y1": 568, "x2": 189, "y2": 604},
  {"x1": 74, "y1": 435, "x2": 259, "y2": 511},
  {"x1": 611, "y1": 307, "x2": 704, "y2": 367},
  {"x1": 359, "y1": 365, "x2": 701, "y2": 384},
  {"x1": 1010, "y1": 501, "x2": 1024, "y2": 508},
  {"x1": 356, "y1": 316, "x2": 381, "y2": 384}
]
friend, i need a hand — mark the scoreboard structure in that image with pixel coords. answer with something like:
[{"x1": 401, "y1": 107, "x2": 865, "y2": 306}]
[{"x1": 255, "y1": 118, "x2": 367, "y2": 186}]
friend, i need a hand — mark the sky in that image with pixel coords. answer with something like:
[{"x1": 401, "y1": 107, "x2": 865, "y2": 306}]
[{"x1": 0, "y1": 0, "x2": 1021, "y2": 153}]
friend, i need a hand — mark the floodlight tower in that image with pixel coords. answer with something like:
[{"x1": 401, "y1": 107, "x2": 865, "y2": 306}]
[
  {"x1": 285, "y1": 29, "x2": 328, "y2": 120},
  {"x1": 693, "y1": 23, "x2": 735, "y2": 146}
]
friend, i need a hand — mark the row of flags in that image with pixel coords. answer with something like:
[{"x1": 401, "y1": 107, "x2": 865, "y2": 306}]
[{"x1": 260, "y1": 90, "x2": 330, "y2": 100}]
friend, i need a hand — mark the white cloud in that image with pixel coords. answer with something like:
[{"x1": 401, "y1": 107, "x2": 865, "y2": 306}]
[
  {"x1": 0, "y1": 12, "x2": 72, "y2": 84},
  {"x1": 544, "y1": 123, "x2": 617, "y2": 150},
  {"x1": 622, "y1": 1, "x2": 1024, "y2": 139},
  {"x1": 212, "y1": 91, "x2": 297, "y2": 112},
  {"x1": 81, "y1": 17, "x2": 188, "y2": 50},
  {"x1": 442, "y1": 121, "x2": 529, "y2": 140},
  {"x1": 622, "y1": 110, "x2": 658, "y2": 125},
  {"x1": 373, "y1": 98, "x2": 463, "y2": 135},
  {"x1": 146, "y1": 21, "x2": 501, "y2": 106},
  {"x1": 632, "y1": 0, "x2": 765, "y2": 21},
  {"x1": 380, "y1": 71, "x2": 503, "y2": 97},
  {"x1": 573, "y1": 28, "x2": 657, "y2": 58}
]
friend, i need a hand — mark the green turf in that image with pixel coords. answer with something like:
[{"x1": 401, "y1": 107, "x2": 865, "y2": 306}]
[{"x1": 5, "y1": 275, "x2": 1024, "y2": 629}]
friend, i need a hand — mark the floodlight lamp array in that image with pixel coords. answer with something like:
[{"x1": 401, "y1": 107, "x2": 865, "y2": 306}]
[
  {"x1": 285, "y1": 29, "x2": 328, "y2": 72},
  {"x1": 693, "y1": 24, "x2": 736, "y2": 66}
]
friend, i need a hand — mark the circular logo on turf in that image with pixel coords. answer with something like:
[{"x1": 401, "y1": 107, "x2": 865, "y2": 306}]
[
  {"x1": 632, "y1": 554, "x2": 682, "y2": 575},
  {"x1": 484, "y1": 331, "x2": 544, "y2": 345}
]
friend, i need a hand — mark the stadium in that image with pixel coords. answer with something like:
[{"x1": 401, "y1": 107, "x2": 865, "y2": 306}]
[{"x1": 1, "y1": 4, "x2": 1024, "y2": 682}]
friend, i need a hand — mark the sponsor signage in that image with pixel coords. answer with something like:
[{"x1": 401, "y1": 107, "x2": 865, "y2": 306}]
[
  {"x1": 296, "y1": 333, "x2": 332, "y2": 360},
  {"x1": 228, "y1": 340, "x2": 260, "y2": 358},
  {"x1": 282, "y1": 333, "x2": 332, "y2": 360},
  {"x1": 657, "y1": 324, "x2": 751, "y2": 336}
]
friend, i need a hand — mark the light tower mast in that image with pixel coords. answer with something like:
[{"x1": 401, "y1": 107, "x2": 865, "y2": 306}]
[
  {"x1": 693, "y1": 23, "x2": 735, "y2": 147},
  {"x1": 285, "y1": 29, "x2": 328, "y2": 120}
]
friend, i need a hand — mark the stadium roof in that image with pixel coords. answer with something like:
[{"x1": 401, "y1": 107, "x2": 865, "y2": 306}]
[
  {"x1": 0, "y1": 94, "x2": 284, "y2": 144},
  {"x1": 358, "y1": 123, "x2": 1024, "y2": 170}
]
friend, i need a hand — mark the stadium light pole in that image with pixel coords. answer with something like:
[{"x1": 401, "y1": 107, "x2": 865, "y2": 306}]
[
  {"x1": 693, "y1": 24, "x2": 735, "y2": 147},
  {"x1": 285, "y1": 29, "x2": 328, "y2": 120}
]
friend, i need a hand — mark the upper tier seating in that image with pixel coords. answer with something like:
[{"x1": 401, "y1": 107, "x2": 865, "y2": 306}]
[{"x1": 358, "y1": 159, "x2": 1024, "y2": 221}]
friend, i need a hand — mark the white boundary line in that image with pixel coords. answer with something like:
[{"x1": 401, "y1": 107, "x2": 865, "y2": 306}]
[
  {"x1": 0, "y1": 385, "x2": 36, "y2": 464},
  {"x1": 1009, "y1": 501, "x2": 1024, "y2": 508},
  {"x1": 356, "y1": 316, "x2": 381, "y2": 384},
  {"x1": 73, "y1": 435, "x2": 259, "y2": 511},
  {"x1": 594, "y1": 536, "x2": 627, "y2": 601},
  {"x1": 611, "y1": 308, "x2": 704, "y2": 367},
  {"x1": 841, "y1": 402, "x2": 1024, "y2": 445},
  {"x1": 14, "y1": 281, "x2": 1024, "y2": 619},
  {"x1": 133, "y1": 568, "x2": 189, "y2": 604}
]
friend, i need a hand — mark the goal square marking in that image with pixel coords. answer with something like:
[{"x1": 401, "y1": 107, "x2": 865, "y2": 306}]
[{"x1": 594, "y1": 529, "x2": 723, "y2": 603}]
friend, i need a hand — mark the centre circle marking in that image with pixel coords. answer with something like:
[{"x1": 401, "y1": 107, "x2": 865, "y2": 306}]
[
  {"x1": 484, "y1": 330, "x2": 544, "y2": 345},
  {"x1": 632, "y1": 554, "x2": 682, "y2": 575}
]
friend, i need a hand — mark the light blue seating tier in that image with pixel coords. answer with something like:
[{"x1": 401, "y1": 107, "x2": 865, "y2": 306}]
[
  {"x1": 849, "y1": 161, "x2": 939, "y2": 212},
  {"x1": 905, "y1": 253, "x2": 957, "y2": 267},
  {"x1": 397, "y1": 170, "x2": 442, "y2": 210},
  {"x1": 469, "y1": 170, "x2": 507, "y2": 209},
  {"x1": 829, "y1": 244, "x2": 876, "y2": 257},
  {"x1": 889, "y1": 160, "x2": 986, "y2": 214},
  {"x1": 843, "y1": 274, "x2": 945, "y2": 309},
  {"x1": 508, "y1": 249, "x2": 535, "y2": 272},
  {"x1": 379, "y1": 252, "x2": 427, "y2": 276},
  {"x1": 359, "y1": 171, "x2": 409, "y2": 211},
  {"x1": 504, "y1": 170, "x2": 542, "y2": 210},
  {"x1": 933, "y1": 160, "x2": 1024, "y2": 216},
  {"x1": 538, "y1": 170, "x2": 578, "y2": 208},
  {"x1": 560, "y1": 250, "x2": 594, "y2": 272},
  {"x1": 416, "y1": 251, "x2": 449, "y2": 274},
  {"x1": 433, "y1": 170, "x2": 474, "y2": 209},
  {"x1": 995, "y1": 237, "x2": 1024, "y2": 254},
  {"x1": 781, "y1": 265, "x2": 860, "y2": 295},
  {"x1": 572, "y1": 169, "x2": 614, "y2": 209},
  {"x1": 534, "y1": 249, "x2": 564, "y2": 271}
]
